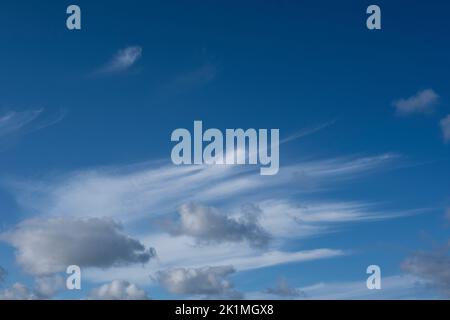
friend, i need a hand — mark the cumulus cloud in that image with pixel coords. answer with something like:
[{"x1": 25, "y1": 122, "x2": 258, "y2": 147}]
[
  {"x1": 1, "y1": 217, "x2": 156, "y2": 276},
  {"x1": 402, "y1": 249, "x2": 450, "y2": 297},
  {"x1": 33, "y1": 275, "x2": 65, "y2": 299},
  {"x1": 440, "y1": 115, "x2": 450, "y2": 143},
  {"x1": 0, "y1": 283, "x2": 34, "y2": 300},
  {"x1": 158, "y1": 266, "x2": 241, "y2": 298},
  {"x1": 166, "y1": 203, "x2": 270, "y2": 248},
  {"x1": 3, "y1": 150, "x2": 406, "y2": 288},
  {"x1": 89, "y1": 280, "x2": 149, "y2": 300},
  {"x1": 264, "y1": 277, "x2": 305, "y2": 298},
  {"x1": 0, "y1": 275, "x2": 65, "y2": 300},
  {"x1": 98, "y1": 46, "x2": 142, "y2": 74},
  {"x1": 393, "y1": 89, "x2": 439, "y2": 115},
  {"x1": 6, "y1": 153, "x2": 399, "y2": 222}
]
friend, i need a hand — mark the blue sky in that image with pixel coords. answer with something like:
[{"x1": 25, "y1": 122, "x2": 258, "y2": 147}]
[{"x1": 0, "y1": 0, "x2": 449, "y2": 299}]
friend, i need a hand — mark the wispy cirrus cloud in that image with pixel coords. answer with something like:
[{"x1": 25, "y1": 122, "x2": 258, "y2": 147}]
[
  {"x1": 96, "y1": 46, "x2": 142, "y2": 75},
  {"x1": 393, "y1": 89, "x2": 439, "y2": 115},
  {"x1": 83, "y1": 232, "x2": 345, "y2": 285},
  {"x1": 0, "y1": 109, "x2": 42, "y2": 136},
  {"x1": 1, "y1": 127, "x2": 418, "y2": 297},
  {"x1": 1, "y1": 151, "x2": 410, "y2": 287},
  {"x1": 0, "y1": 109, "x2": 65, "y2": 145},
  {"x1": 5, "y1": 153, "x2": 400, "y2": 222},
  {"x1": 280, "y1": 120, "x2": 337, "y2": 144}
]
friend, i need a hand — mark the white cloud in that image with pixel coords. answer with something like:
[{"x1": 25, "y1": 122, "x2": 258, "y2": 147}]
[
  {"x1": 5, "y1": 153, "x2": 399, "y2": 223},
  {"x1": 89, "y1": 280, "x2": 149, "y2": 300},
  {"x1": 256, "y1": 199, "x2": 421, "y2": 240},
  {"x1": 1, "y1": 217, "x2": 156, "y2": 276},
  {"x1": 2, "y1": 145, "x2": 409, "y2": 290},
  {"x1": 216, "y1": 248, "x2": 345, "y2": 271},
  {"x1": 0, "y1": 109, "x2": 65, "y2": 147},
  {"x1": 393, "y1": 89, "x2": 439, "y2": 115},
  {"x1": 280, "y1": 120, "x2": 337, "y2": 144},
  {"x1": 82, "y1": 228, "x2": 345, "y2": 285},
  {"x1": 158, "y1": 266, "x2": 241, "y2": 298},
  {"x1": 98, "y1": 46, "x2": 142, "y2": 74},
  {"x1": 166, "y1": 203, "x2": 270, "y2": 248},
  {"x1": 147, "y1": 233, "x2": 345, "y2": 272},
  {"x1": 0, "y1": 109, "x2": 42, "y2": 136},
  {"x1": 84, "y1": 231, "x2": 345, "y2": 285},
  {"x1": 440, "y1": 115, "x2": 450, "y2": 143}
]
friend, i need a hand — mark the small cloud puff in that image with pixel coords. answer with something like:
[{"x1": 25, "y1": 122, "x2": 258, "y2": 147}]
[
  {"x1": 97, "y1": 46, "x2": 142, "y2": 74},
  {"x1": 393, "y1": 89, "x2": 439, "y2": 115}
]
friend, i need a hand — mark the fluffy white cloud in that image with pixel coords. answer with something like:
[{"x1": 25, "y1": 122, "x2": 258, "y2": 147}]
[
  {"x1": 2, "y1": 142, "x2": 407, "y2": 292},
  {"x1": 1, "y1": 217, "x2": 156, "y2": 275},
  {"x1": 158, "y1": 266, "x2": 241, "y2": 298},
  {"x1": 167, "y1": 203, "x2": 270, "y2": 248},
  {"x1": 440, "y1": 115, "x2": 450, "y2": 143},
  {"x1": 89, "y1": 280, "x2": 149, "y2": 300},
  {"x1": 255, "y1": 199, "x2": 420, "y2": 240},
  {"x1": 393, "y1": 89, "x2": 439, "y2": 115}
]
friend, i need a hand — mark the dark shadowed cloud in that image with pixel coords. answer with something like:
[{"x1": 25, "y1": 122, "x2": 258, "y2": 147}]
[{"x1": 1, "y1": 217, "x2": 156, "y2": 276}]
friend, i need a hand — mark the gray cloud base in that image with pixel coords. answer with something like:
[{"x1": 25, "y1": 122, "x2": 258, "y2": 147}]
[
  {"x1": 1, "y1": 217, "x2": 156, "y2": 276},
  {"x1": 167, "y1": 203, "x2": 270, "y2": 248},
  {"x1": 158, "y1": 266, "x2": 241, "y2": 298}
]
